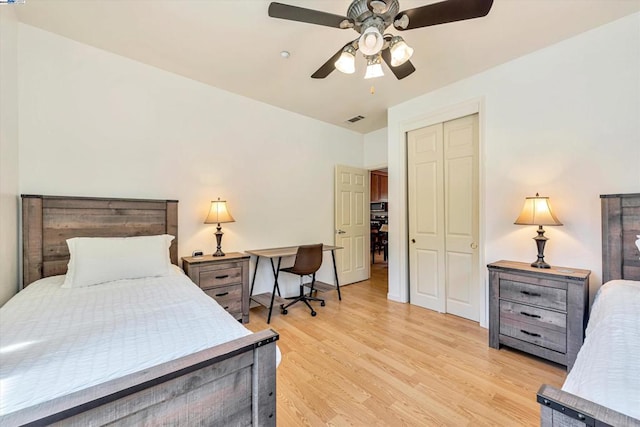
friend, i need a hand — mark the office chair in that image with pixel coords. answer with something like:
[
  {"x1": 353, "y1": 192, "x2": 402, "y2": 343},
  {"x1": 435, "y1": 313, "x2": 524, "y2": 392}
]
[{"x1": 280, "y1": 243, "x2": 325, "y2": 317}]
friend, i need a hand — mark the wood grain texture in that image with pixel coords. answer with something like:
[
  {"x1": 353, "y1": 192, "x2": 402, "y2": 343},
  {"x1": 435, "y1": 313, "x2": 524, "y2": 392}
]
[
  {"x1": 246, "y1": 257, "x2": 567, "y2": 426},
  {"x1": 487, "y1": 261, "x2": 589, "y2": 371},
  {"x1": 15, "y1": 195, "x2": 277, "y2": 426},
  {"x1": 21, "y1": 195, "x2": 180, "y2": 286},
  {"x1": 182, "y1": 253, "x2": 251, "y2": 323},
  {"x1": 601, "y1": 193, "x2": 640, "y2": 282},
  {"x1": 538, "y1": 193, "x2": 640, "y2": 427}
]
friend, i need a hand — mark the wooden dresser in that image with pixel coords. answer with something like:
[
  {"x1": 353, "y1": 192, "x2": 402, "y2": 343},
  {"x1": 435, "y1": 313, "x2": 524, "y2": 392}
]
[
  {"x1": 182, "y1": 252, "x2": 250, "y2": 323},
  {"x1": 488, "y1": 260, "x2": 590, "y2": 371}
]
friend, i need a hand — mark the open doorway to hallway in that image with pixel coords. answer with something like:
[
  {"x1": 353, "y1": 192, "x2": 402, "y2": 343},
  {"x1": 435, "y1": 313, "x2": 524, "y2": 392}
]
[{"x1": 370, "y1": 168, "x2": 388, "y2": 293}]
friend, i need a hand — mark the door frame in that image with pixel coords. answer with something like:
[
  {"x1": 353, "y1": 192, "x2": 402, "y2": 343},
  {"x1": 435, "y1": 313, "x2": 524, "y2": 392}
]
[{"x1": 388, "y1": 98, "x2": 488, "y2": 327}]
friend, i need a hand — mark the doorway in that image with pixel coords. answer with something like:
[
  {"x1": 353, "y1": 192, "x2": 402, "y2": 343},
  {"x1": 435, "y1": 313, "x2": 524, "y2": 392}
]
[
  {"x1": 370, "y1": 168, "x2": 389, "y2": 292},
  {"x1": 407, "y1": 114, "x2": 479, "y2": 322}
]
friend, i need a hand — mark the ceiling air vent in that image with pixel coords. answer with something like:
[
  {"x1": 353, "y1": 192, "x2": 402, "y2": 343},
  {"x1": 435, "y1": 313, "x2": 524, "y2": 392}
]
[{"x1": 347, "y1": 115, "x2": 365, "y2": 123}]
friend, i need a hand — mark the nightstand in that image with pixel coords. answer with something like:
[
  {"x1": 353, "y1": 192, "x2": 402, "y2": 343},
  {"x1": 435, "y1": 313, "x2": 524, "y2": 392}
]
[
  {"x1": 488, "y1": 260, "x2": 590, "y2": 371},
  {"x1": 182, "y1": 253, "x2": 250, "y2": 323}
]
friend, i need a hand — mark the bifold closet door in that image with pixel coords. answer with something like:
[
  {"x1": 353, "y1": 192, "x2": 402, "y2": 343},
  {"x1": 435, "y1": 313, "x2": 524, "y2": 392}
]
[{"x1": 408, "y1": 114, "x2": 479, "y2": 321}]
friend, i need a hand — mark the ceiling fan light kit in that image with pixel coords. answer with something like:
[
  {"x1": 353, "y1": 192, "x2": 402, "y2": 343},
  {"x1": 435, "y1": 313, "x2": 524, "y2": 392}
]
[
  {"x1": 268, "y1": 0, "x2": 494, "y2": 80},
  {"x1": 335, "y1": 45, "x2": 357, "y2": 74},
  {"x1": 364, "y1": 55, "x2": 385, "y2": 79}
]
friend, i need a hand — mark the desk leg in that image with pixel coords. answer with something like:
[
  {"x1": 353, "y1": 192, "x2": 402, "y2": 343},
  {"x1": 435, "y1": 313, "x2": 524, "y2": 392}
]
[
  {"x1": 331, "y1": 250, "x2": 342, "y2": 301},
  {"x1": 266, "y1": 257, "x2": 282, "y2": 324},
  {"x1": 249, "y1": 255, "x2": 260, "y2": 297}
]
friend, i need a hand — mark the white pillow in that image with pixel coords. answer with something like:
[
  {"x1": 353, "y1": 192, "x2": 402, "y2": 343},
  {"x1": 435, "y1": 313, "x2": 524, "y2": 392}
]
[{"x1": 62, "y1": 234, "x2": 175, "y2": 288}]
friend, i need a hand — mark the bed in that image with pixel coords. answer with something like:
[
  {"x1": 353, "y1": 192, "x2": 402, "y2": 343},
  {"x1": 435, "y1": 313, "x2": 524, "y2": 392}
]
[
  {"x1": 0, "y1": 195, "x2": 278, "y2": 426},
  {"x1": 537, "y1": 192, "x2": 640, "y2": 427}
]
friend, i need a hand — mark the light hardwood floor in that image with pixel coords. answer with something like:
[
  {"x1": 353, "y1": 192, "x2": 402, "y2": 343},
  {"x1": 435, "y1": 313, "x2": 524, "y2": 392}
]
[{"x1": 246, "y1": 255, "x2": 566, "y2": 426}]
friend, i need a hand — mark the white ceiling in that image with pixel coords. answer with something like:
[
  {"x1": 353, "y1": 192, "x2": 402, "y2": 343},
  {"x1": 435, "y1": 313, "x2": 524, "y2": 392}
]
[{"x1": 15, "y1": 0, "x2": 640, "y2": 134}]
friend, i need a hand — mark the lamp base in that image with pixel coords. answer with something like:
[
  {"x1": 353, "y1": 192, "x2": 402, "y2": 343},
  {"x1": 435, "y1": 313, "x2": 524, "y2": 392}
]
[
  {"x1": 530, "y1": 259, "x2": 551, "y2": 269},
  {"x1": 531, "y1": 225, "x2": 551, "y2": 268},
  {"x1": 213, "y1": 225, "x2": 225, "y2": 257}
]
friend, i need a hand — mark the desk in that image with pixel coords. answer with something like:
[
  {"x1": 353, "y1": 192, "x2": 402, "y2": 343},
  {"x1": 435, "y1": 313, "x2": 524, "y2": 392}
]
[{"x1": 246, "y1": 244, "x2": 342, "y2": 323}]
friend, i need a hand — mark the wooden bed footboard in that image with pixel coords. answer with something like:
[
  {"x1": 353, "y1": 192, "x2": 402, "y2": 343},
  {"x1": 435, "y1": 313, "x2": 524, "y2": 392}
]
[
  {"x1": 2, "y1": 329, "x2": 279, "y2": 426},
  {"x1": 538, "y1": 384, "x2": 640, "y2": 427}
]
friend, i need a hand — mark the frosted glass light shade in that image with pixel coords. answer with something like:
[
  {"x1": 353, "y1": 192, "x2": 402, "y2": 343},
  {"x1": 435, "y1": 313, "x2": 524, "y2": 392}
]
[
  {"x1": 335, "y1": 47, "x2": 356, "y2": 74},
  {"x1": 390, "y1": 37, "x2": 414, "y2": 66},
  {"x1": 358, "y1": 26, "x2": 384, "y2": 56}
]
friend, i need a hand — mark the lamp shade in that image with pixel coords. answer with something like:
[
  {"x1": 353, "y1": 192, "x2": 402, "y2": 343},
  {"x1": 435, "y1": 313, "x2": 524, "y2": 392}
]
[
  {"x1": 204, "y1": 199, "x2": 235, "y2": 224},
  {"x1": 514, "y1": 194, "x2": 562, "y2": 226},
  {"x1": 389, "y1": 36, "x2": 414, "y2": 67},
  {"x1": 335, "y1": 46, "x2": 356, "y2": 74}
]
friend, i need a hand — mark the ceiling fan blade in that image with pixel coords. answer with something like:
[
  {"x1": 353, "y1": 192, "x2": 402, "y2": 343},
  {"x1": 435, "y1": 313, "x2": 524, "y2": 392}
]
[
  {"x1": 269, "y1": 2, "x2": 352, "y2": 29},
  {"x1": 311, "y1": 44, "x2": 350, "y2": 79},
  {"x1": 394, "y1": 0, "x2": 493, "y2": 31},
  {"x1": 381, "y1": 48, "x2": 416, "y2": 80}
]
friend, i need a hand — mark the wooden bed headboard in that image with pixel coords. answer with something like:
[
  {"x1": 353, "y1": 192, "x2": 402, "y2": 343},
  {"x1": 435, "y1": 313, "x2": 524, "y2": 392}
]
[
  {"x1": 601, "y1": 193, "x2": 640, "y2": 282},
  {"x1": 22, "y1": 195, "x2": 178, "y2": 287}
]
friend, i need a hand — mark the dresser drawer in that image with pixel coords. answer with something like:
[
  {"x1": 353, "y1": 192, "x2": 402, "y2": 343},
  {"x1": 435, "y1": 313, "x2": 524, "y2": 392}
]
[
  {"x1": 499, "y1": 279, "x2": 566, "y2": 311},
  {"x1": 204, "y1": 284, "x2": 242, "y2": 313},
  {"x1": 499, "y1": 300, "x2": 566, "y2": 333},
  {"x1": 500, "y1": 318, "x2": 566, "y2": 353},
  {"x1": 199, "y1": 267, "x2": 242, "y2": 289}
]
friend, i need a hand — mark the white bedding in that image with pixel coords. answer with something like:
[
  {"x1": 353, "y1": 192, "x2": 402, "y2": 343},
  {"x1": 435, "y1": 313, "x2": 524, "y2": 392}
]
[
  {"x1": 0, "y1": 269, "x2": 280, "y2": 418},
  {"x1": 562, "y1": 279, "x2": 640, "y2": 419}
]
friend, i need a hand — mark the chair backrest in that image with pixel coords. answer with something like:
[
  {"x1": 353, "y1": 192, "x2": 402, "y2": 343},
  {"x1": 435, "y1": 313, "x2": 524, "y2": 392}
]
[{"x1": 290, "y1": 244, "x2": 323, "y2": 276}]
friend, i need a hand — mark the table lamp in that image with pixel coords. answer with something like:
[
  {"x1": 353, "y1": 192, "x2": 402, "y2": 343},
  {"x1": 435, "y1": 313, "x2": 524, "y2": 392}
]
[
  {"x1": 204, "y1": 198, "x2": 235, "y2": 257},
  {"x1": 514, "y1": 193, "x2": 563, "y2": 269}
]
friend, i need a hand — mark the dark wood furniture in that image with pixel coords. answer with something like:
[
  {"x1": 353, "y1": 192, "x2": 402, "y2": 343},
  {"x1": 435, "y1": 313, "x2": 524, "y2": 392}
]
[
  {"x1": 14, "y1": 195, "x2": 278, "y2": 426},
  {"x1": 182, "y1": 253, "x2": 250, "y2": 323},
  {"x1": 246, "y1": 244, "x2": 342, "y2": 323},
  {"x1": 488, "y1": 260, "x2": 589, "y2": 371},
  {"x1": 537, "y1": 192, "x2": 640, "y2": 427},
  {"x1": 370, "y1": 170, "x2": 388, "y2": 202}
]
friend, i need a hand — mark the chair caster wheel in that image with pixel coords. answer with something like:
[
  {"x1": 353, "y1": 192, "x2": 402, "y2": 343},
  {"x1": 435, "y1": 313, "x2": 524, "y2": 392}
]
[
  {"x1": 320, "y1": 301, "x2": 325, "y2": 307},
  {"x1": 311, "y1": 311, "x2": 317, "y2": 317},
  {"x1": 281, "y1": 309, "x2": 288, "y2": 315}
]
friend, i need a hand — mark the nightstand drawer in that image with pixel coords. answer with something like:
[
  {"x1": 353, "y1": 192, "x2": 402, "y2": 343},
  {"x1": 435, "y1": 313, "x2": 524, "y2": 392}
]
[
  {"x1": 500, "y1": 300, "x2": 566, "y2": 332},
  {"x1": 500, "y1": 279, "x2": 566, "y2": 311},
  {"x1": 500, "y1": 318, "x2": 566, "y2": 353},
  {"x1": 199, "y1": 267, "x2": 242, "y2": 288},
  {"x1": 204, "y1": 284, "x2": 242, "y2": 313}
]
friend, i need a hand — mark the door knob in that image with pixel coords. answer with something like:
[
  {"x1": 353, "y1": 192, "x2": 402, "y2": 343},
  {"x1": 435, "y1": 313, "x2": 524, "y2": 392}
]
[
  {"x1": 411, "y1": 239, "x2": 416, "y2": 243},
  {"x1": 337, "y1": 229, "x2": 346, "y2": 234},
  {"x1": 470, "y1": 242, "x2": 478, "y2": 249}
]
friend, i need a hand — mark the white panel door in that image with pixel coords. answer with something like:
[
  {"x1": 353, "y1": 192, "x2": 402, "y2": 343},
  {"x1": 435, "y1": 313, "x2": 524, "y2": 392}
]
[
  {"x1": 334, "y1": 165, "x2": 369, "y2": 284},
  {"x1": 407, "y1": 124, "x2": 445, "y2": 312},
  {"x1": 443, "y1": 115, "x2": 479, "y2": 321}
]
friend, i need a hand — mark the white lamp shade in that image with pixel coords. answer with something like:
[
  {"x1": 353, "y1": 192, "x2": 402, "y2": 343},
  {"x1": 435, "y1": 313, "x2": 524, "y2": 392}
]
[
  {"x1": 390, "y1": 39, "x2": 414, "y2": 66},
  {"x1": 335, "y1": 50, "x2": 356, "y2": 74},
  {"x1": 358, "y1": 27, "x2": 384, "y2": 56},
  {"x1": 514, "y1": 194, "x2": 562, "y2": 226},
  {"x1": 204, "y1": 199, "x2": 235, "y2": 224},
  {"x1": 364, "y1": 61, "x2": 384, "y2": 79}
]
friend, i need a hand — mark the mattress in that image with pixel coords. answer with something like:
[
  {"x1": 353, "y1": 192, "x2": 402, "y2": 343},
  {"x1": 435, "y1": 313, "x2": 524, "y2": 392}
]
[
  {"x1": 561, "y1": 279, "x2": 640, "y2": 419},
  {"x1": 0, "y1": 269, "x2": 280, "y2": 418}
]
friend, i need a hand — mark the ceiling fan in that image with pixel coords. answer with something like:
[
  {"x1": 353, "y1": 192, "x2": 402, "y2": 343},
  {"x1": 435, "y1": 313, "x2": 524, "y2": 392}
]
[{"x1": 268, "y1": 0, "x2": 494, "y2": 80}]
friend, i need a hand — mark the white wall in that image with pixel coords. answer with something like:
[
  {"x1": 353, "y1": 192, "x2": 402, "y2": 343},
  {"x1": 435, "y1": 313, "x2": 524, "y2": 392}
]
[
  {"x1": 387, "y1": 13, "x2": 640, "y2": 323},
  {"x1": 18, "y1": 25, "x2": 364, "y2": 297},
  {"x1": 363, "y1": 127, "x2": 387, "y2": 169},
  {"x1": 0, "y1": 8, "x2": 20, "y2": 306}
]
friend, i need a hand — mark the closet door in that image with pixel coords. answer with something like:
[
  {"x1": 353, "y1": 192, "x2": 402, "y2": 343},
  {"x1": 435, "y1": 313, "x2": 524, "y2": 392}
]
[
  {"x1": 407, "y1": 114, "x2": 479, "y2": 321},
  {"x1": 443, "y1": 115, "x2": 479, "y2": 321},
  {"x1": 407, "y1": 123, "x2": 445, "y2": 312}
]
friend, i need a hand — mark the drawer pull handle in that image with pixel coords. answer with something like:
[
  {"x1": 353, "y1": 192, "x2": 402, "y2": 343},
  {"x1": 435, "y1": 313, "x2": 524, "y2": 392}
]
[
  {"x1": 520, "y1": 329, "x2": 541, "y2": 337},
  {"x1": 215, "y1": 274, "x2": 229, "y2": 279},
  {"x1": 520, "y1": 311, "x2": 541, "y2": 319},
  {"x1": 223, "y1": 306, "x2": 229, "y2": 310},
  {"x1": 520, "y1": 290, "x2": 541, "y2": 297},
  {"x1": 215, "y1": 292, "x2": 229, "y2": 297}
]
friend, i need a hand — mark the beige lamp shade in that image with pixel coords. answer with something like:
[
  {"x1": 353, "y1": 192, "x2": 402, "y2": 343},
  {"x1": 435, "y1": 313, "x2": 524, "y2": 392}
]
[
  {"x1": 514, "y1": 194, "x2": 562, "y2": 226},
  {"x1": 204, "y1": 199, "x2": 235, "y2": 224}
]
